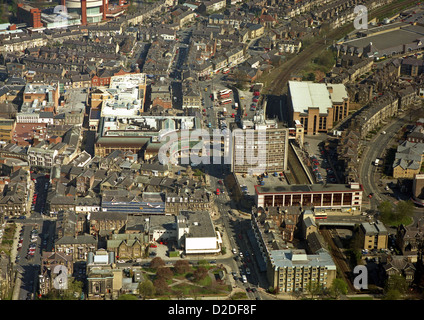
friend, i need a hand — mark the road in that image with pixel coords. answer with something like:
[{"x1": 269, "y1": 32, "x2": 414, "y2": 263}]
[
  {"x1": 359, "y1": 107, "x2": 421, "y2": 210},
  {"x1": 358, "y1": 105, "x2": 424, "y2": 234},
  {"x1": 12, "y1": 217, "x2": 56, "y2": 300},
  {"x1": 170, "y1": 73, "x2": 272, "y2": 298},
  {"x1": 10, "y1": 172, "x2": 57, "y2": 300}
]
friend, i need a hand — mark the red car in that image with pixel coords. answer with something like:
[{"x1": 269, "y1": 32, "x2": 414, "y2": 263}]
[{"x1": 150, "y1": 244, "x2": 157, "y2": 248}]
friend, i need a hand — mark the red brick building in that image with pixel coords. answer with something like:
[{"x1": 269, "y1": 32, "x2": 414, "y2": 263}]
[{"x1": 17, "y1": 4, "x2": 43, "y2": 29}]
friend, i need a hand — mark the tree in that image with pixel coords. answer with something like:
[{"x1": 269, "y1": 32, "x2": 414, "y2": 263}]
[
  {"x1": 232, "y1": 69, "x2": 247, "y2": 90},
  {"x1": 153, "y1": 278, "x2": 169, "y2": 295},
  {"x1": 314, "y1": 51, "x2": 336, "y2": 69},
  {"x1": 306, "y1": 281, "x2": 324, "y2": 299},
  {"x1": 156, "y1": 266, "x2": 174, "y2": 281},
  {"x1": 378, "y1": 201, "x2": 394, "y2": 223},
  {"x1": 150, "y1": 257, "x2": 165, "y2": 270},
  {"x1": 384, "y1": 289, "x2": 402, "y2": 300},
  {"x1": 379, "y1": 200, "x2": 414, "y2": 226},
  {"x1": 303, "y1": 72, "x2": 315, "y2": 81},
  {"x1": 393, "y1": 200, "x2": 414, "y2": 223},
  {"x1": 386, "y1": 274, "x2": 408, "y2": 296},
  {"x1": 329, "y1": 278, "x2": 348, "y2": 299},
  {"x1": 174, "y1": 260, "x2": 191, "y2": 274},
  {"x1": 193, "y1": 266, "x2": 208, "y2": 282},
  {"x1": 138, "y1": 279, "x2": 156, "y2": 300}
]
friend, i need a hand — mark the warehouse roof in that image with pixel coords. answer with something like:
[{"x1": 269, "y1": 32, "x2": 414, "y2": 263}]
[{"x1": 288, "y1": 81, "x2": 332, "y2": 114}]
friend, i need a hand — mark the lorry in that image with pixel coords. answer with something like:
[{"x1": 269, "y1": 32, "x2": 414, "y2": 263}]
[{"x1": 222, "y1": 107, "x2": 227, "y2": 116}]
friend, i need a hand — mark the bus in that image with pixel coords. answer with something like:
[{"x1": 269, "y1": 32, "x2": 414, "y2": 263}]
[
  {"x1": 314, "y1": 212, "x2": 327, "y2": 219},
  {"x1": 220, "y1": 93, "x2": 231, "y2": 99},
  {"x1": 219, "y1": 89, "x2": 232, "y2": 96},
  {"x1": 219, "y1": 89, "x2": 232, "y2": 99},
  {"x1": 220, "y1": 99, "x2": 232, "y2": 105}
]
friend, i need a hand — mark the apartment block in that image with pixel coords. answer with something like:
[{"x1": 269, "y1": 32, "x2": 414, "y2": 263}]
[
  {"x1": 359, "y1": 220, "x2": 388, "y2": 250},
  {"x1": 267, "y1": 249, "x2": 337, "y2": 293}
]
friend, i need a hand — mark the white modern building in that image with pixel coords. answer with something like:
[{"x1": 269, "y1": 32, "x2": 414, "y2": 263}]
[
  {"x1": 100, "y1": 73, "x2": 147, "y2": 117},
  {"x1": 177, "y1": 210, "x2": 222, "y2": 255}
]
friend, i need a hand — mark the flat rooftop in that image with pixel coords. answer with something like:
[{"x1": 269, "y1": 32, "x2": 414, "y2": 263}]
[
  {"x1": 255, "y1": 183, "x2": 364, "y2": 194},
  {"x1": 269, "y1": 249, "x2": 337, "y2": 269},
  {"x1": 235, "y1": 172, "x2": 288, "y2": 196},
  {"x1": 342, "y1": 24, "x2": 424, "y2": 51},
  {"x1": 288, "y1": 81, "x2": 332, "y2": 114}
]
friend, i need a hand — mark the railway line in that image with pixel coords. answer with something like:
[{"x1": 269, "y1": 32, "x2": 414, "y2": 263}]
[
  {"x1": 320, "y1": 227, "x2": 358, "y2": 294},
  {"x1": 287, "y1": 142, "x2": 311, "y2": 185},
  {"x1": 264, "y1": 0, "x2": 419, "y2": 97}
]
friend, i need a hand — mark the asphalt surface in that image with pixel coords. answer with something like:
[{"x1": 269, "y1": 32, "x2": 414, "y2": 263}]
[{"x1": 358, "y1": 105, "x2": 424, "y2": 232}]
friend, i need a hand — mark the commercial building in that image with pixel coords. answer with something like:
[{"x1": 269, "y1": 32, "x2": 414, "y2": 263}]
[
  {"x1": 231, "y1": 117, "x2": 289, "y2": 175},
  {"x1": 17, "y1": 3, "x2": 43, "y2": 29},
  {"x1": 255, "y1": 182, "x2": 363, "y2": 212},
  {"x1": 19, "y1": 82, "x2": 60, "y2": 118},
  {"x1": 287, "y1": 81, "x2": 349, "y2": 135},
  {"x1": 100, "y1": 73, "x2": 147, "y2": 117},
  {"x1": 86, "y1": 249, "x2": 122, "y2": 300},
  {"x1": 66, "y1": 0, "x2": 109, "y2": 25},
  {"x1": 177, "y1": 210, "x2": 222, "y2": 255}
]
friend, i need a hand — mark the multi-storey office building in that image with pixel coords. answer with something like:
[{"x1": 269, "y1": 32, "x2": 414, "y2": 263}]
[{"x1": 231, "y1": 119, "x2": 289, "y2": 175}]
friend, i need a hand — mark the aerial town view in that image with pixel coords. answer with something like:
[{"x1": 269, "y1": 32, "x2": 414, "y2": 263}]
[{"x1": 0, "y1": 0, "x2": 424, "y2": 309}]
